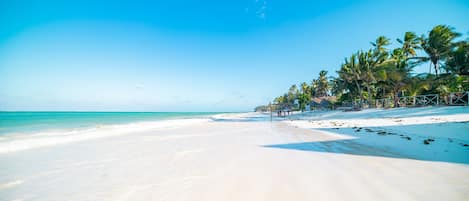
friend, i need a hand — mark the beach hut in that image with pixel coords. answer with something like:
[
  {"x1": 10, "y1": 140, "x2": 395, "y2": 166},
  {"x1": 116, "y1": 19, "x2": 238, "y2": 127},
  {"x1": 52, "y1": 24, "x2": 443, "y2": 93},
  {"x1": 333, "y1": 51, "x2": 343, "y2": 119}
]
[{"x1": 310, "y1": 96, "x2": 336, "y2": 110}]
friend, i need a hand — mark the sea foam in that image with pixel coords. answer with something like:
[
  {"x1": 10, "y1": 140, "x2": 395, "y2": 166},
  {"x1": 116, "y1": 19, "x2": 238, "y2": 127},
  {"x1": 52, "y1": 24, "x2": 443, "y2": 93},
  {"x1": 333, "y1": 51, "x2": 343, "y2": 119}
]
[{"x1": 0, "y1": 118, "x2": 211, "y2": 154}]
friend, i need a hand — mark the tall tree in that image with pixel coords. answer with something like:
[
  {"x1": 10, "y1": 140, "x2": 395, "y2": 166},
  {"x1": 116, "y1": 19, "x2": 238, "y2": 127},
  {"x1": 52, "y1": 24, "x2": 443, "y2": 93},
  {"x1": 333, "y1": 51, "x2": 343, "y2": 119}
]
[
  {"x1": 339, "y1": 53, "x2": 364, "y2": 104},
  {"x1": 316, "y1": 70, "x2": 329, "y2": 97},
  {"x1": 405, "y1": 76, "x2": 430, "y2": 97},
  {"x1": 300, "y1": 82, "x2": 310, "y2": 96},
  {"x1": 420, "y1": 25, "x2": 461, "y2": 76},
  {"x1": 358, "y1": 36, "x2": 392, "y2": 104},
  {"x1": 375, "y1": 47, "x2": 414, "y2": 107},
  {"x1": 397, "y1": 32, "x2": 420, "y2": 57},
  {"x1": 371, "y1": 36, "x2": 390, "y2": 60},
  {"x1": 298, "y1": 82, "x2": 311, "y2": 112},
  {"x1": 310, "y1": 79, "x2": 318, "y2": 97},
  {"x1": 446, "y1": 40, "x2": 469, "y2": 75},
  {"x1": 287, "y1": 84, "x2": 299, "y2": 105},
  {"x1": 265, "y1": 25, "x2": 468, "y2": 111}
]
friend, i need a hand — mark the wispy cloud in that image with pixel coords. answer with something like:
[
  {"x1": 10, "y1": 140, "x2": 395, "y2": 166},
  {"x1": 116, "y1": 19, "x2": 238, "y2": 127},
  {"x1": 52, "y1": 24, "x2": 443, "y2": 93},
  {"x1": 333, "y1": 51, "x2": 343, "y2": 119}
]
[
  {"x1": 212, "y1": 91, "x2": 248, "y2": 106},
  {"x1": 246, "y1": 0, "x2": 267, "y2": 19},
  {"x1": 255, "y1": 0, "x2": 267, "y2": 19},
  {"x1": 135, "y1": 84, "x2": 145, "y2": 89}
]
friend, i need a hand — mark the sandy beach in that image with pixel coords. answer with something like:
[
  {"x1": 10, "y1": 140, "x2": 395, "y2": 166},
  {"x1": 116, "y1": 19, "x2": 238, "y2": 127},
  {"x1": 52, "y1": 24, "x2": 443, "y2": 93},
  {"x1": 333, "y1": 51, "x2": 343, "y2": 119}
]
[
  {"x1": 0, "y1": 107, "x2": 468, "y2": 201},
  {"x1": 2, "y1": 1, "x2": 469, "y2": 200}
]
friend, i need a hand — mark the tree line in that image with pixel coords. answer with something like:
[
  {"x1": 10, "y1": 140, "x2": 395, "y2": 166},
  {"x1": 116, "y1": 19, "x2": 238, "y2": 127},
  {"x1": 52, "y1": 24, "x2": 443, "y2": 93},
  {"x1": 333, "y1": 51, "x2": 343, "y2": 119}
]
[{"x1": 256, "y1": 25, "x2": 469, "y2": 112}]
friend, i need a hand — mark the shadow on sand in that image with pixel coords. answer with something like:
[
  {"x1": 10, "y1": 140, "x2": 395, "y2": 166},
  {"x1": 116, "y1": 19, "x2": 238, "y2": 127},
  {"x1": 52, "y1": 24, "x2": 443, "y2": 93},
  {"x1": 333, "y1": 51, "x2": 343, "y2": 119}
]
[
  {"x1": 263, "y1": 121, "x2": 469, "y2": 165},
  {"x1": 212, "y1": 113, "x2": 469, "y2": 164},
  {"x1": 263, "y1": 137, "x2": 469, "y2": 165}
]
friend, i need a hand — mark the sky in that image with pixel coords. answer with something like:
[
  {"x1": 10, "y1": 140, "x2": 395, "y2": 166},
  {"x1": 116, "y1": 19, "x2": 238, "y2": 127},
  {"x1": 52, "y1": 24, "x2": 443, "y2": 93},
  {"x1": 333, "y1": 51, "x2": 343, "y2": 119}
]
[{"x1": 0, "y1": 0, "x2": 468, "y2": 112}]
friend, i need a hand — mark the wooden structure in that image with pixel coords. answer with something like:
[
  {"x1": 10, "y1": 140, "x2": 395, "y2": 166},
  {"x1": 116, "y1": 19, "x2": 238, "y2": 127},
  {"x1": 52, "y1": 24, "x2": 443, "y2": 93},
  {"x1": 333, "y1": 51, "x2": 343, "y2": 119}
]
[
  {"x1": 341, "y1": 91, "x2": 469, "y2": 109},
  {"x1": 449, "y1": 92, "x2": 469, "y2": 105},
  {"x1": 398, "y1": 94, "x2": 439, "y2": 107}
]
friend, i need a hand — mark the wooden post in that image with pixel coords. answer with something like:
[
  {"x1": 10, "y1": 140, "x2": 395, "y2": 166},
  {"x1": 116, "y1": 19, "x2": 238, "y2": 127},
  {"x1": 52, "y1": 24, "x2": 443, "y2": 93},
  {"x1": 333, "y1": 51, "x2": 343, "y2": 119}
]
[
  {"x1": 450, "y1": 93, "x2": 453, "y2": 105},
  {"x1": 465, "y1": 92, "x2": 468, "y2": 105},
  {"x1": 269, "y1": 102, "x2": 272, "y2": 122}
]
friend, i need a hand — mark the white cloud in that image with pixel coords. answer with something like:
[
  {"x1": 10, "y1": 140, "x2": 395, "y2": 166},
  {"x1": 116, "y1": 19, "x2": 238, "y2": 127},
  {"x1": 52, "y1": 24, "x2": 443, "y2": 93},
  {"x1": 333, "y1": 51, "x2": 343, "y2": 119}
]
[{"x1": 135, "y1": 84, "x2": 145, "y2": 89}]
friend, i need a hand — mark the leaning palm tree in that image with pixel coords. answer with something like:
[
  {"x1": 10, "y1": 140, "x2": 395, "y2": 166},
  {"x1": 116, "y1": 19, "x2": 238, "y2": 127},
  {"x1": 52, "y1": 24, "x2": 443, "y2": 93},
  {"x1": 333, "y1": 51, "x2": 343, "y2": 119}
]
[
  {"x1": 420, "y1": 25, "x2": 461, "y2": 76},
  {"x1": 371, "y1": 36, "x2": 391, "y2": 54},
  {"x1": 397, "y1": 32, "x2": 420, "y2": 57}
]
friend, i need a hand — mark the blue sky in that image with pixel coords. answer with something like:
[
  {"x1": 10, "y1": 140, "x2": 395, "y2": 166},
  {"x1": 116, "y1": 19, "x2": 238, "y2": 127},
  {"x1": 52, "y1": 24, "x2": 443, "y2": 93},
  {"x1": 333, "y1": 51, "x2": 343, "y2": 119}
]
[{"x1": 0, "y1": 0, "x2": 468, "y2": 112}]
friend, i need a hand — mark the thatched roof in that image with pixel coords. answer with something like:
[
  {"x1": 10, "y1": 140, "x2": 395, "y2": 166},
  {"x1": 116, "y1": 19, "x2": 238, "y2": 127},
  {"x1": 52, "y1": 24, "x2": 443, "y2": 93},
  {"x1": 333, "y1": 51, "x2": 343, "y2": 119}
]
[{"x1": 310, "y1": 96, "x2": 336, "y2": 106}]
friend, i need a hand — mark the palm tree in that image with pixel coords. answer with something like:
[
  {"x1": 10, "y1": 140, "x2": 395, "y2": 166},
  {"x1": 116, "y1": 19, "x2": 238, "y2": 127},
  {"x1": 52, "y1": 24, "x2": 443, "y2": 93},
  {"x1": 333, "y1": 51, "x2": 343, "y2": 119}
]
[
  {"x1": 268, "y1": 25, "x2": 467, "y2": 110},
  {"x1": 356, "y1": 36, "x2": 392, "y2": 105},
  {"x1": 330, "y1": 77, "x2": 345, "y2": 97},
  {"x1": 297, "y1": 93, "x2": 310, "y2": 112},
  {"x1": 376, "y1": 63, "x2": 411, "y2": 107},
  {"x1": 371, "y1": 36, "x2": 391, "y2": 54},
  {"x1": 339, "y1": 53, "x2": 364, "y2": 105},
  {"x1": 316, "y1": 70, "x2": 329, "y2": 97},
  {"x1": 298, "y1": 82, "x2": 311, "y2": 112},
  {"x1": 403, "y1": 75, "x2": 431, "y2": 105},
  {"x1": 377, "y1": 44, "x2": 418, "y2": 107},
  {"x1": 310, "y1": 79, "x2": 318, "y2": 97},
  {"x1": 360, "y1": 49, "x2": 383, "y2": 105},
  {"x1": 420, "y1": 25, "x2": 461, "y2": 76},
  {"x1": 287, "y1": 84, "x2": 299, "y2": 107},
  {"x1": 397, "y1": 32, "x2": 420, "y2": 57},
  {"x1": 446, "y1": 40, "x2": 469, "y2": 75},
  {"x1": 405, "y1": 76, "x2": 430, "y2": 96},
  {"x1": 300, "y1": 82, "x2": 310, "y2": 96}
]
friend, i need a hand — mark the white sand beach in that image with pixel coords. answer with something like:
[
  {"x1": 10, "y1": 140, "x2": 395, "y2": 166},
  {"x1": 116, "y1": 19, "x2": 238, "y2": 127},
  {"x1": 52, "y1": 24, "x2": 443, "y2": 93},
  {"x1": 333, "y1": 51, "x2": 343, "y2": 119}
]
[{"x1": 1, "y1": 107, "x2": 468, "y2": 201}]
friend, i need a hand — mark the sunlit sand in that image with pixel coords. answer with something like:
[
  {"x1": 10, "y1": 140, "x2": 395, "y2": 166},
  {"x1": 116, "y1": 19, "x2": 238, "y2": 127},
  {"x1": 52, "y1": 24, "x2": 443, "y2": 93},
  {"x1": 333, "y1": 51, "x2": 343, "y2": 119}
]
[{"x1": 1, "y1": 107, "x2": 468, "y2": 201}]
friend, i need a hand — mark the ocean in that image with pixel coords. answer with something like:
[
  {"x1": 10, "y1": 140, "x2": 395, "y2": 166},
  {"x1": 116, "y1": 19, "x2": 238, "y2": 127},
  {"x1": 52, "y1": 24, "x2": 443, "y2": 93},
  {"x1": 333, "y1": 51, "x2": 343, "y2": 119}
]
[{"x1": 0, "y1": 112, "x2": 220, "y2": 136}]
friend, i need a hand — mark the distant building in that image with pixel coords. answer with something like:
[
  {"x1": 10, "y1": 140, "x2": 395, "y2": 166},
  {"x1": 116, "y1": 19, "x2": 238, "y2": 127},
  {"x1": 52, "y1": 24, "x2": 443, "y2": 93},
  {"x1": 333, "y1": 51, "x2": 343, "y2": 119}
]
[
  {"x1": 293, "y1": 99, "x2": 299, "y2": 105},
  {"x1": 310, "y1": 96, "x2": 336, "y2": 109}
]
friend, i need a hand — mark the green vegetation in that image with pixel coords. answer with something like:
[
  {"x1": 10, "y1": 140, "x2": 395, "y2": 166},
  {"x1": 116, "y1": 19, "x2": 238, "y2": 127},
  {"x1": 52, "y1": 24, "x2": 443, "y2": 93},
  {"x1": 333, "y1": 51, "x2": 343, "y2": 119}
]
[{"x1": 256, "y1": 25, "x2": 469, "y2": 112}]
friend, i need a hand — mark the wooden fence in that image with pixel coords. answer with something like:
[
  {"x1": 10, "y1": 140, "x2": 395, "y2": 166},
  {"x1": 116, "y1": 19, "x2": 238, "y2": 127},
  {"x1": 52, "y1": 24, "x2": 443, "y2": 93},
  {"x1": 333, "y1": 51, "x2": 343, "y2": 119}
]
[
  {"x1": 449, "y1": 92, "x2": 469, "y2": 105},
  {"x1": 341, "y1": 92, "x2": 468, "y2": 109}
]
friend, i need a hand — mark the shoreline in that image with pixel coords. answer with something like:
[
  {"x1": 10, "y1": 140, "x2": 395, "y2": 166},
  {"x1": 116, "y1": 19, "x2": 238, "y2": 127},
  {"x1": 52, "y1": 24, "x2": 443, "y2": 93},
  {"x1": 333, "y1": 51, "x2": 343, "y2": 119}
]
[
  {"x1": 0, "y1": 111, "x2": 223, "y2": 136},
  {"x1": 0, "y1": 118, "x2": 212, "y2": 154}
]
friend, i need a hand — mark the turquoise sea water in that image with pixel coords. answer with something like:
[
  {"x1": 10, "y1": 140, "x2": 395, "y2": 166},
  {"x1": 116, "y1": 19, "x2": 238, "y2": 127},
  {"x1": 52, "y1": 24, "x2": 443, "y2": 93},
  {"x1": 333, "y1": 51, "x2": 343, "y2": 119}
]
[{"x1": 0, "y1": 112, "x2": 221, "y2": 135}]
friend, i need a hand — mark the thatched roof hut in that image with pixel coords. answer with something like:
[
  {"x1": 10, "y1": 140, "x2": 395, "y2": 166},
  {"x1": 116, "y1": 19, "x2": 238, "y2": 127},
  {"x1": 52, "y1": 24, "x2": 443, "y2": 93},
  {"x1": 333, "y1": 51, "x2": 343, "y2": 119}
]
[{"x1": 310, "y1": 96, "x2": 336, "y2": 108}]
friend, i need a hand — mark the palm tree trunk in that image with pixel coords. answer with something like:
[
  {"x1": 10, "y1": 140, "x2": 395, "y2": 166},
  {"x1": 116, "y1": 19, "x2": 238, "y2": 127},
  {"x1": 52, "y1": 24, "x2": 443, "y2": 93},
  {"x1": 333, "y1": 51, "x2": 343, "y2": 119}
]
[
  {"x1": 367, "y1": 84, "x2": 373, "y2": 107},
  {"x1": 355, "y1": 80, "x2": 363, "y2": 108},
  {"x1": 393, "y1": 90, "x2": 399, "y2": 108}
]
